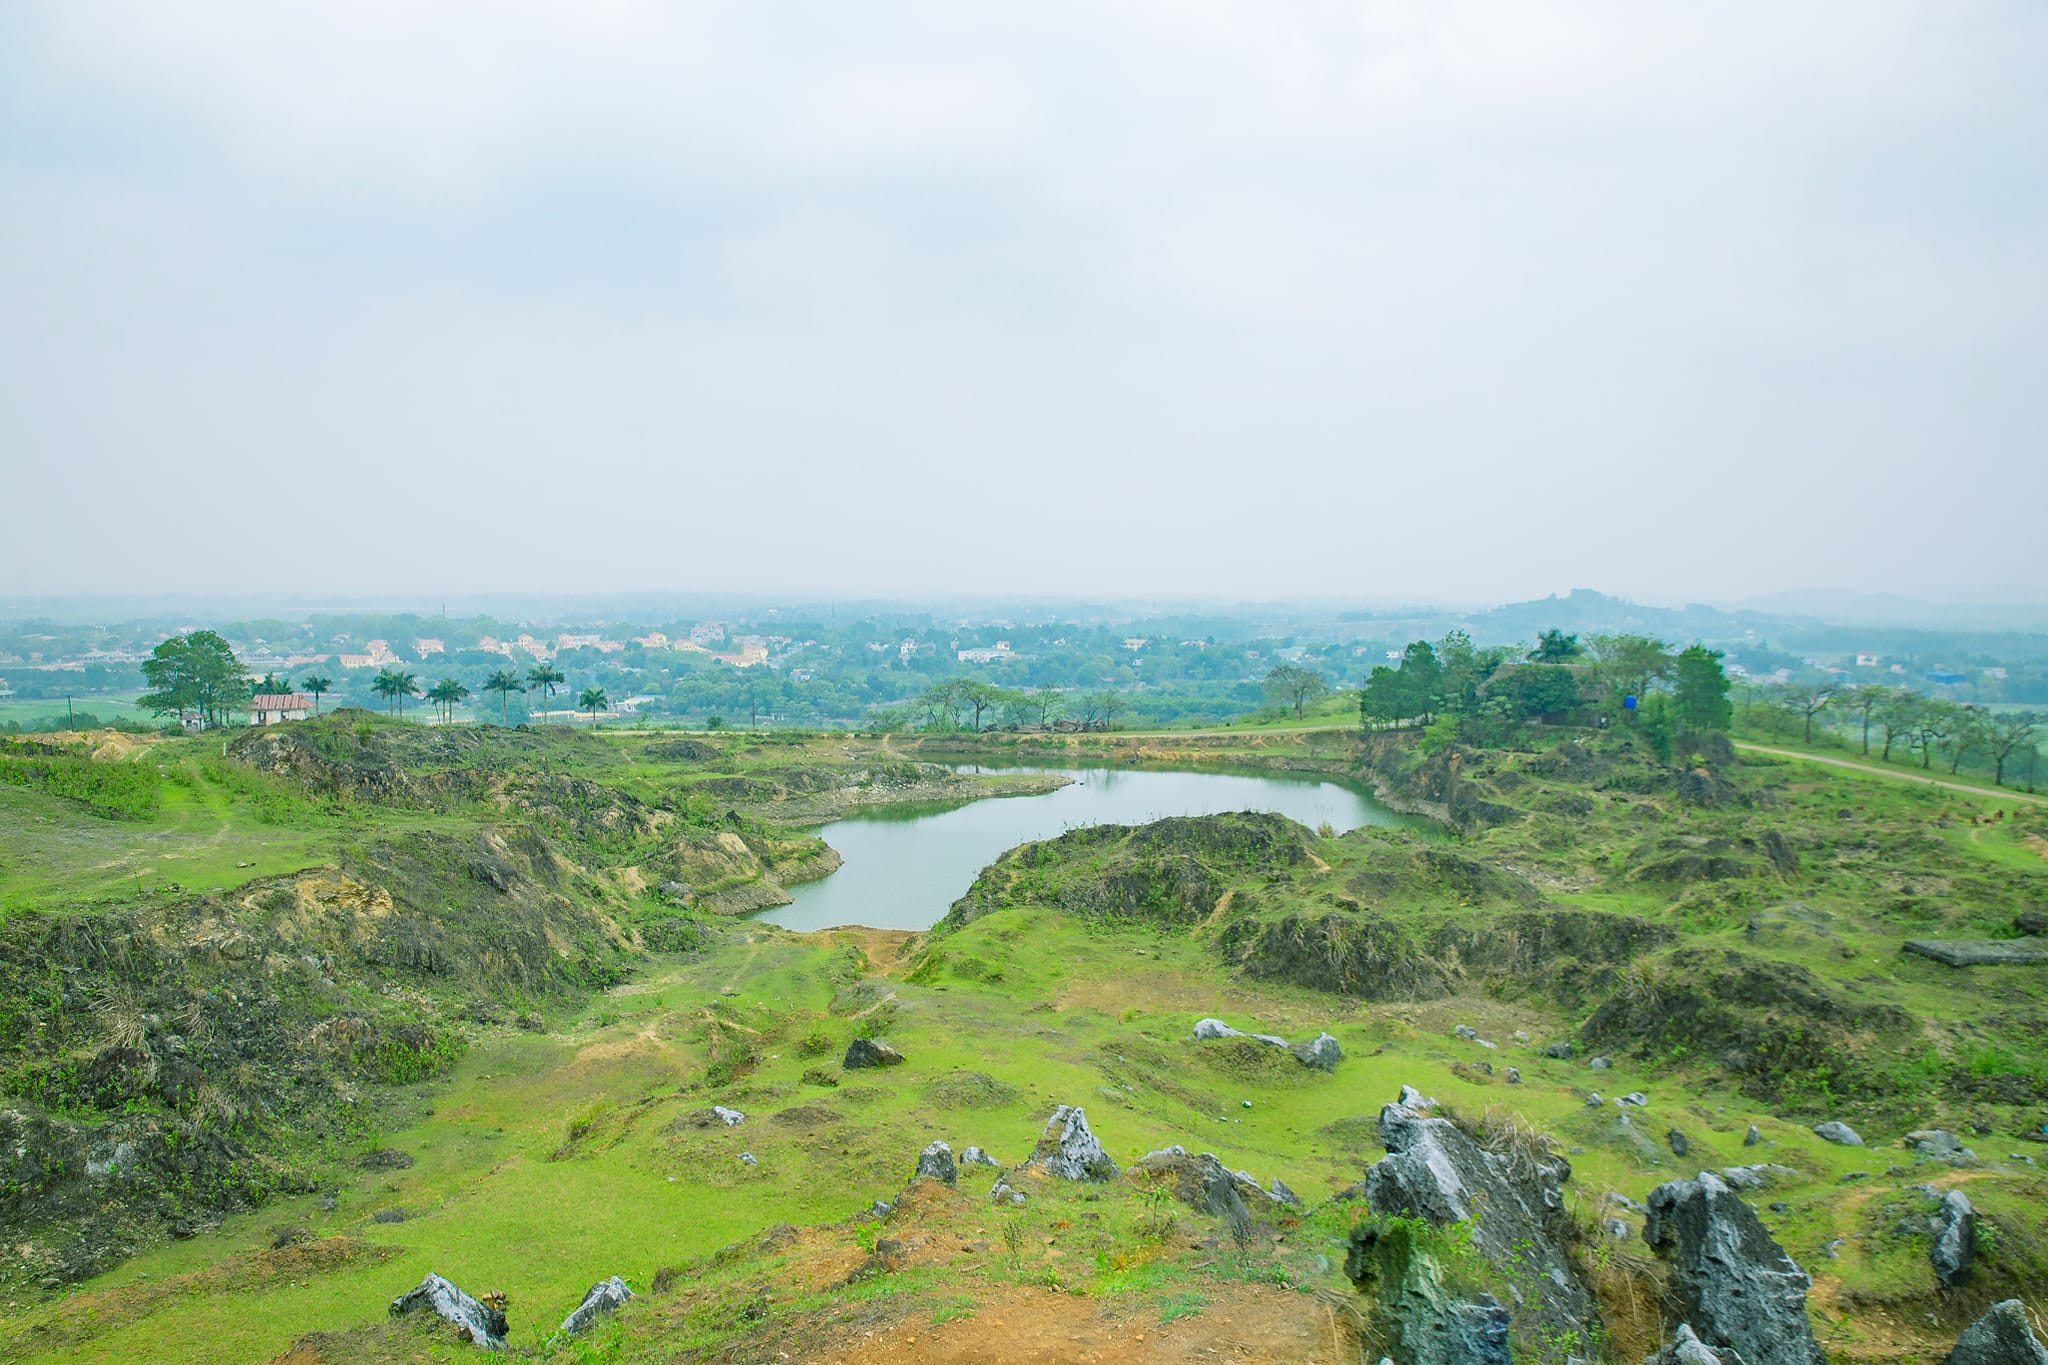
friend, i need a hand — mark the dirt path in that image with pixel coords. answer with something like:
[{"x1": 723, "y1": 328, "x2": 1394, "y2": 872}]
[{"x1": 1734, "y1": 743, "x2": 2048, "y2": 806}]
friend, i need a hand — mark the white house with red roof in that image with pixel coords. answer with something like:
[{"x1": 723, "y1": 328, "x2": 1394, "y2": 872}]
[{"x1": 248, "y1": 693, "x2": 314, "y2": 725}]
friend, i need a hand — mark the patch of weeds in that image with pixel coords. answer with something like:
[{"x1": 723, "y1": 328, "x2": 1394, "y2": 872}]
[
  {"x1": 800, "y1": 1067, "x2": 840, "y2": 1088},
  {"x1": 928, "y1": 1295, "x2": 975, "y2": 1326},
  {"x1": 797, "y1": 1029, "x2": 834, "y2": 1057},
  {"x1": 1156, "y1": 1290, "x2": 1206, "y2": 1323}
]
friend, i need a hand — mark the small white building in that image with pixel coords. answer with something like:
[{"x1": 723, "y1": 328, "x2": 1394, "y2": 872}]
[
  {"x1": 1855, "y1": 653, "x2": 1879, "y2": 667},
  {"x1": 248, "y1": 693, "x2": 314, "y2": 725}
]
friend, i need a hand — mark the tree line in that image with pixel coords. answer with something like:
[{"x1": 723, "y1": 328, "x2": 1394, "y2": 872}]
[{"x1": 1745, "y1": 681, "x2": 2040, "y2": 787}]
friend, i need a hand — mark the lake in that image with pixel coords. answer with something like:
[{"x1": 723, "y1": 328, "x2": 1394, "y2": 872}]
[{"x1": 756, "y1": 765, "x2": 1410, "y2": 932}]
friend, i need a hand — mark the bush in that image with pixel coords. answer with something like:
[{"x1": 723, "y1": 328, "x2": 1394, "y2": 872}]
[{"x1": 0, "y1": 750, "x2": 161, "y2": 819}]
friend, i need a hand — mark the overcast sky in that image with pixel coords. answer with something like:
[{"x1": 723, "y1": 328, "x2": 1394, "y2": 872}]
[{"x1": 3, "y1": 2, "x2": 2043, "y2": 605}]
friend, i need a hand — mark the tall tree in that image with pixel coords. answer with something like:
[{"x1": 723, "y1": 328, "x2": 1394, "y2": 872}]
[
  {"x1": 1262, "y1": 663, "x2": 1329, "y2": 719},
  {"x1": 1397, "y1": 640, "x2": 1443, "y2": 723},
  {"x1": 1946, "y1": 705, "x2": 1989, "y2": 775},
  {"x1": 1359, "y1": 665, "x2": 1407, "y2": 729},
  {"x1": 1986, "y1": 711, "x2": 2040, "y2": 788},
  {"x1": 138, "y1": 631, "x2": 252, "y2": 729},
  {"x1": 1775, "y1": 681, "x2": 1839, "y2": 744},
  {"x1": 428, "y1": 678, "x2": 470, "y2": 723},
  {"x1": 482, "y1": 669, "x2": 525, "y2": 725},
  {"x1": 1586, "y1": 634, "x2": 1672, "y2": 715},
  {"x1": 1672, "y1": 645, "x2": 1733, "y2": 733},
  {"x1": 371, "y1": 669, "x2": 402, "y2": 716},
  {"x1": 960, "y1": 679, "x2": 1004, "y2": 730},
  {"x1": 525, "y1": 664, "x2": 565, "y2": 722},
  {"x1": 1876, "y1": 692, "x2": 1919, "y2": 761},
  {"x1": 1529, "y1": 629, "x2": 1583, "y2": 662},
  {"x1": 578, "y1": 685, "x2": 609, "y2": 728},
  {"x1": 1841, "y1": 685, "x2": 1891, "y2": 755},
  {"x1": 1906, "y1": 698, "x2": 1955, "y2": 770},
  {"x1": 1023, "y1": 689, "x2": 1066, "y2": 728},
  {"x1": 300, "y1": 673, "x2": 332, "y2": 714},
  {"x1": 392, "y1": 671, "x2": 420, "y2": 721}
]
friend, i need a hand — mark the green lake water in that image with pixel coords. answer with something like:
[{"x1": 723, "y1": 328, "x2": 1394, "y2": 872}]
[{"x1": 758, "y1": 765, "x2": 1413, "y2": 932}]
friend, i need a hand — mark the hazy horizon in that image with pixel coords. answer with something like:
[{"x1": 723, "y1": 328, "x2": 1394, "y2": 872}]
[{"x1": 5, "y1": 3, "x2": 2044, "y2": 602}]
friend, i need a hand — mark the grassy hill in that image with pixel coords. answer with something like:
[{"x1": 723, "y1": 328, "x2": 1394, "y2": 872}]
[{"x1": 1, "y1": 714, "x2": 2044, "y2": 1362}]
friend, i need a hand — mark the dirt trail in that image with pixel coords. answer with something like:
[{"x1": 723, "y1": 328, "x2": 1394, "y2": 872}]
[
  {"x1": 800, "y1": 1284, "x2": 1349, "y2": 1364},
  {"x1": 1734, "y1": 743, "x2": 2048, "y2": 806}
]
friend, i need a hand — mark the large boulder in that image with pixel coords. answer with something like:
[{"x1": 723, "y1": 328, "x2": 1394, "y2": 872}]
[
  {"x1": 1930, "y1": 1188, "x2": 1976, "y2": 1288},
  {"x1": 842, "y1": 1038, "x2": 904, "y2": 1069},
  {"x1": 1642, "y1": 1171, "x2": 1824, "y2": 1365},
  {"x1": 1024, "y1": 1105, "x2": 1117, "y2": 1182},
  {"x1": 389, "y1": 1273, "x2": 508, "y2": 1351},
  {"x1": 1943, "y1": 1300, "x2": 2048, "y2": 1365},
  {"x1": 559, "y1": 1276, "x2": 632, "y2": 1336},
  {"x1": 1812, "y1": 1121, "x2": 1863, "y2": 1146},
  {"x1": 1361, "y1": 1092, "x2": 1592, "y2": 1349},
  {"x1": 1344, "y1": 1220, "x2": 1512, "y2": 1365},
  {"x1": 913, "y1": 1140, "x2": 958, "y2": 1187},
  {"x1": 1126, "y1": 1147, "x2": 1291, "y2": 1221},
  {"x1": 1291, "y1": 1032, "x2": 1343, "y2": 1071}
]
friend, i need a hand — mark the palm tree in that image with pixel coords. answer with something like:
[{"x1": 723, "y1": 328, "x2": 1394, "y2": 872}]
[
  {"x1": 482, "y1": 669, "x2": 525, "y2": 725},
  {"x1": 579, "y1": 685, "x2": 609, "y2": 729},
  {"x1": 371, "y1": 669, "x2": 401, "y2": 715},
  {"x1": 526, "y1": 664, "x2": 565, "y2": 723},
  {"x1": 428, "y1": 678, "x2": 470, "y2": 723},
  {"x1": 301, "y1": 674, "x2": 332, "y2": 714},
  {"x1": 392, "y1": 671, "x2": 420, "y2": 720}
]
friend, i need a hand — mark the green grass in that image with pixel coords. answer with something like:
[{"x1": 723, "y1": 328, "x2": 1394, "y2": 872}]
[{"x1": 0, "y1": 697, "x2": 156, "y2": 727}]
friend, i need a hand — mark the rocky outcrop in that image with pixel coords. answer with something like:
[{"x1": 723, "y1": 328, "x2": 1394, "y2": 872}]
[
  {"x1": 842, "y1": 1038, "x2": 904, "y2": 1069},
  {"x1": 1642, "y1": 1171, "x2": 1824, "y2": 1365},
  {"x1": 1360, "y1": 1090, "x2": 1592, "y2": 1349},
  {"x1": 1930, "y1": 1187, "x2": 1976, "y2": 1287},
  {"x1": 559, "y1": 1276, "x2": 632, "y2": 1335},
  {"x1": 1813, "y1": 1121, "x2": 1862, "y2": 1146},
  {"x1": 1903, "y1": 939, "x2": 2048, "y2": 967},
  {"x1": 1130, "y1": 1148, "x2": 1249, "y2": 1221},
  {"x1": 1942, "y1": 1300, "x2": 2048, "y2": 1365},
  {"x1": 1024, "y1": 1105, "x2": 1117, "y2": 1182},
  {"x1": 913, "y1": 1140, "x2": 957, "y2": 1186},
  {"x1": 389, "y1": 1272, "x2": 508, "y2": 1350},
  {"x1": 1191, "y1": 1018, "x2": 1342, "y2": 1071},
  {"x1": 960, "y1": 1146, "x2": 999, "y2": 1167},
  {"x1": 1345, "y1": 1220, "x2": 1513, "y2": 1365}
]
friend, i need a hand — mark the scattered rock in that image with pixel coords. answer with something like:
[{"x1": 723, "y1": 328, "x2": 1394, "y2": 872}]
[
  {"x1": 913, "y1": 1140, "x2": 957, "y2": 1187},
  {"x1": 1543, "y1": 1042, "x2": 1573, "y2": 1059},
  {"x1": 2017, "y1": 910, "x2": 2048, "y2": 937},
  {"x1": 1130, "y1": 1148, "x2": 1250, "y2": 1220},
  {"x1": 1645, "y1": 1324, "x2": 1737, "y2": 1365},
  {"x1": 1589, "y1": 1055, "x2": 1612, "y2": 1071},
  {"x1": 359, "y1": 1148, "x2": 414, "y2": 1172},
  {"x1": 269, "y1": 1225, "x2": 313, "y2": 1250},
  {"x1": 1025, "y1": 1105, "x2": 1118, "y2": 1182},
  {"x1": 1617, "y1": 1092, "x2": 1649, "y2": 1108},
  {"x1": 842, "y1": 1038, "x2": 905, "y2": 1070},
  {"x1": 1744, "y1": 1126, "x2": 1763, "y2": 1147},
  {"x1": 1587, "y1": 1092, "x2": 1604, "y2": 1107},
  {"x1": 711, "y1": 1106, "x2": 745, "y2": 1127},
  {"x1": 1291, "y1": 1032, "x2": 1343, "y2": 1071},
  {"x1": 959, "y1": 1146, "x2": 999, "y2": 1168},
  {"x1": 1395, "y1": 1085, "x2": 1435, "y2": 1111},
  {"x1": 738, "y1": 1152, "x2": 756, "y2": 1167},
  {"x1": 1668, "y1": 1130, "x2": 1690, "y2": 1157},
  {"x1": 989, "y1": 1177, "x2": 1026, "y2": 1205},
  {"x1": 1504, "y1": 1066, "x2": 1521, "y2": 1084},
  {"x1": 1361, "y1": 1088, "x2": 1592, "y2": 1349},
  {"x1": 559, "y1": 1276, "x2": 632, "y2": 1336},
  {"x1": 1931, "y1": 1188, "x2": 1976, "y2": 1287},
  {"x1": 389, "y1": 1272, "x2": 508, "y2": 1351},
  {"x1": 1642, "y1": 1171, "x2": 1825, "y2": 1365},
  {"x1": 1718, "y1": 1164, "x2": 1798, "y2": 1190},
  {"x1": 1941, "y1": 1299, "x2": 2048, "y2": 1365},
  {"x1": 1269, "y1": 1178, "x2": 1300, "y2": 1207},
  {"x1": 1453, "y1": 1024, "x2": 1479, "y2": 1040},
  {"x1": 1813, "y1": 1121, "x2": 1863, "y2": 1147},
  {"x1": 1908, "y1": 1129, "x2": 1977, "y2": 1164},
  {"x1": 1904, "y1": 939, "x2": 2048, "y2": 967}
]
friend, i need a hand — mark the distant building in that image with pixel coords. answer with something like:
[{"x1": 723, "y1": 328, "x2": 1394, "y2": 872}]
[
  {"x1": 414, "y1": 638, "x2": 445, "y2": 656},
  {"x1": 634, "y1": 632, "x2": 670, "y2": 650},
  {"x1": 0, "y1": 679, "x2": 13, "y2": 700},
  {"x1": 337, "y1": 653, "x2": 376, "y2": 670},
  {"x1": 1927, "y1": 669, "x2": 1967, "y2": 685},
  {"x1": 958, "y1": 642, "x2": 1014, "y2": 665},
  {"x1": 248, "y1": 693, "x2": 314, "y2": 725},
  {"x1": 556, "y1": 633, "x2": 602, "y2": 651},
  {"x1": 1984, "y1": 667, "x2": 2008, "y2": 680},
  {"x1": 1855, "y1": 653, "x2": 1879, "y2": 667},
  {"x1": 689, "y1": 623, "x2": 728, "y2": 647},
  {"x1": 1122, "y1": 638, "x2": 1149, "y2": 651}
]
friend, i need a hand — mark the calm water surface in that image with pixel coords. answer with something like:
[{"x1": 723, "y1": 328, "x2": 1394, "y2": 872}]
[{"x1": 757, "y1": 765, "x2": 1410, "y2": 932}]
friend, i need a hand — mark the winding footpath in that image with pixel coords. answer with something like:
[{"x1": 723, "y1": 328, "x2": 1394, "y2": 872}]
[{"x1": 1732, "y1": 741, "x2": 2048, "y2": 806}]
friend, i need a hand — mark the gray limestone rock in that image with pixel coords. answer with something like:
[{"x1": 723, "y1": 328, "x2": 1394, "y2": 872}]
[
  {"x1": 1668, "y1": 1130, "x2": 1690, "y2": 1157},
  {"x1": 1291, "y1": 1031, "x2": 1343, "y2": 1071},
  {"x1": 1644, "y1": 1324, "x2": 1736, "y2": 1365},
  {"x1": 559, "y1": 1276, "x2": 632, "y2": 1336},
  {"x1": 1362, "y1": 1090, "x2": 1592, "y2": 1351},
  {"x1": 959, "y1": 1145, "x2": 999, "y2": 1168},
  {"x1": 1025, "y1": 1105, "x2": 1117, "y2": 1182},
  {"x1": 1744, "y1": 1126, "x2": 1763, "y2": 1147},
  {"x1": 389, "y1": 1272, "x2": 508, "y2": 1351},
  {"x1": 1717, "y1": 1164, "x2": 1798, "y2": 1190},
  {"x1": 711, "y1": 1105, "x2": 745, "y2": 1126},
  {"x1": 1931, "y1": 1187, "x2": 1976, "y2": 1287},
  {"x1": 1642, "y1": 1171, "x2": 1824, "y2": 1365},
  {"x1": 1942, "y1": 1300, "x2": 2048, "y2": 1365},
  {"x1": 913, "y1": 1140, "x2": 958, "y2": 1187},
  {"x1": 1813, "y1": 1121, "x2": 1863, "y2": 1147},
  {"x1": 842, "y1": 1038, "x2": 904, "y2": 1070},
  {"x1": 1130, "y1": 1148, "x2": 1248, "y2": 1220}
]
